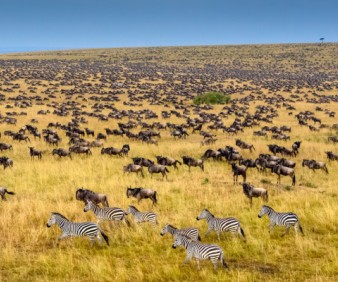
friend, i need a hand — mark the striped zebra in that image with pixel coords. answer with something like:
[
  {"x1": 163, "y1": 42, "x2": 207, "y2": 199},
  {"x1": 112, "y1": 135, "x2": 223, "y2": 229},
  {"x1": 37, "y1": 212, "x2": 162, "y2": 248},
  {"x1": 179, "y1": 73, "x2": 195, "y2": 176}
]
[
  {"x1": 46, "y1": 212, "x2": 109, "y2": 246},
  {"x1": 172, "y1": 234, "x2": 228, "y2": 270},
  {"x1": 258, "y1": 205, "x2": 304, "y2": 236},
  {"x1": 126, "y1": 205, "x2": 157, "y2": 225},
  {"x1": 84, "y1": 200, "x2": 130, "y2": 226},
  {"x1": 196, "y1": 209, "x2": 246, "y2": 241},
  {"x1": 160, "y1": 224, "x2": 201, "y2": 241}
]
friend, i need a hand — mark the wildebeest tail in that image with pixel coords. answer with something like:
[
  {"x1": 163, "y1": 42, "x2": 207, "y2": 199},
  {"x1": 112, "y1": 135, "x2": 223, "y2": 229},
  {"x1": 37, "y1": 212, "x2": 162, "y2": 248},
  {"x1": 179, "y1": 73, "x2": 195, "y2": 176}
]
[
  {"x1": 100, "y1": 230, "x2": 109, "y2": 245},
  {"x1": 165, "y1": 167, "x2": 169, "y2": 173},
  {"x1": 153, "y1": 191, "x2": 157, "y2": 204},
  {"x1": 292, "y1": 174, "x2": 296, "y2": 185},
  {"x1": 5, "y1": 190, "x2": 15, "y2": 195}
]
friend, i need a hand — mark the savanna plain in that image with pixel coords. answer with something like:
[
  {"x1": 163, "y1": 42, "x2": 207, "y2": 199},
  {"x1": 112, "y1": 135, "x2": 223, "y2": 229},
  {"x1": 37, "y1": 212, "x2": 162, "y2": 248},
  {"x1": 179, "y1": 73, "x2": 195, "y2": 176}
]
[{"x1": 0, "y1": 44, "x2": 337, "y2": 282}]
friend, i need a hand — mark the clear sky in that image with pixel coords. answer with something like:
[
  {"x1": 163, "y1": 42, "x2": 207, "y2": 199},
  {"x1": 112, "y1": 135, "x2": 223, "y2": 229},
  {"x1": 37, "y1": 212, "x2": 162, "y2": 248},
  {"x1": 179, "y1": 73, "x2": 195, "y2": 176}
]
[{"x1": 1, "y1": 0, "x2": 337, "y2": 53}]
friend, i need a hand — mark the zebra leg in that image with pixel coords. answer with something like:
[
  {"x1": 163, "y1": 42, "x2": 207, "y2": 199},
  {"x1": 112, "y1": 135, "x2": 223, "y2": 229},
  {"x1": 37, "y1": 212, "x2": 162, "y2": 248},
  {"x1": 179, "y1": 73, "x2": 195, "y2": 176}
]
[
  {"x1": 183, "y1": 253, "x2": 192, "y2": 266},
  {"x1": 268, "y1": 224, "x2": 275, "y2": 234},
  {"x1": 282, "y1": 226, "x2": 291, "y2": 237},
  {"x1": 196, "y1": 259, "x2": 201, "y2": 270},
  {"x1": 217, "y1": 231, "x2": 221, "y2": 241}
]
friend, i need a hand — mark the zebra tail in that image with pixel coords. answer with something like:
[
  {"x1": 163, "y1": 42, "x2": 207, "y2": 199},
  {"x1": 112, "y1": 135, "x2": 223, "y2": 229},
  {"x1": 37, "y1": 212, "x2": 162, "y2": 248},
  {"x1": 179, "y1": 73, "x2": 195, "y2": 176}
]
[
  {"x1": 292, "y1": 174, "x2": 296, "y2": 185},
  {"x1": 100, "y1": 230, "x2": 109, "y2": 246},
  {"x1": 198, "y1": 234, "x2": 202, "y2": 241},
  {"x1": 124, "y1": 218, "x2": 131, "y2": 227},
  {"x1": 240, "y1": 226, "x2": 246, "y2": 240},
  {"x1": 221, "y1": 252, "x2": 229, "y2": 269},
  {"x1": 299, "y1": 224, "x2": 304, "y2": 236},
  {"x1": 5, "y1": 190, "x2": 15, "y2": 195}
]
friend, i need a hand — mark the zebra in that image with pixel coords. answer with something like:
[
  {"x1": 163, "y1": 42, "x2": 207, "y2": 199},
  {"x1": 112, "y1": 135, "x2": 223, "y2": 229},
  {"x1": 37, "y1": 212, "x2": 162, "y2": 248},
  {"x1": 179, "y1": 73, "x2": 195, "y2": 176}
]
[
  {"x1": 126, "y1": 205, "x2": 157, "y2": 225},
  {"x1": 258, "y1": 205, "x2": 304, "y2": 236},
  {"x1": 196, "y1": 209, "x2": 246, "y2": 241},
  {"x1": 46, "y1": 212, "x2": 109, "y2": 246},
  {"x1": 160, "y1": 224, "x2": 201, "y2": 241},
  {"x1": 83, "y1": 200, "x2": 130, "y2": 226},
  {"x1": 172, "y1": 234, "x2": 228, "y2": 270}
]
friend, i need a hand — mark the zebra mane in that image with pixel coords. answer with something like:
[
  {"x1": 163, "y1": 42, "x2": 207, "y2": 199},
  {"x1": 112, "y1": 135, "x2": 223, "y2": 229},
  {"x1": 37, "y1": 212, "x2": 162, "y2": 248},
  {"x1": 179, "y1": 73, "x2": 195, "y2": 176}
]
[
  {"x1": 128, "y1": 205, "x2": 139, "y2": 211},
  {"x1": 167, "y1": 224, "x2": 176, "y2": 229},
  {"x1": 51, "y1": 212, "x2": 69, "y2": 221}
]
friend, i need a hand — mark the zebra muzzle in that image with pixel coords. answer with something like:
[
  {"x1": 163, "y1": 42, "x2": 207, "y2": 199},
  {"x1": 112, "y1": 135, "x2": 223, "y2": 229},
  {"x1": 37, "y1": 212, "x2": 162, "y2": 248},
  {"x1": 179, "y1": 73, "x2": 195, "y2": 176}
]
[{"x1": 172, "y1": 245, "x2": 176, "y2": 249}]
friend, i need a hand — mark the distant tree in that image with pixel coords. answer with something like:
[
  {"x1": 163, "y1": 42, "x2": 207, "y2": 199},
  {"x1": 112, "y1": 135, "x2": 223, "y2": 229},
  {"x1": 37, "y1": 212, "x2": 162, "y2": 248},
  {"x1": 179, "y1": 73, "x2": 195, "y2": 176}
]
[
  {"x1": 320, "y1": 38, "x2": 325, "y2": 44},
  {"x1": 193, "y1": 91, "x2": 231, "y2": 105}
]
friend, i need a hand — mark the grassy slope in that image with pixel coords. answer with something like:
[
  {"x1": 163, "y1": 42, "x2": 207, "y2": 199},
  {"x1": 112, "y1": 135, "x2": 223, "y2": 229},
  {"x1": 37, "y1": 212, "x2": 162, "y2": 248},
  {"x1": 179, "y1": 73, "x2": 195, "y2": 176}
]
[{"x1": 0, "y1": 44, "x2": 337, "y2": 281}]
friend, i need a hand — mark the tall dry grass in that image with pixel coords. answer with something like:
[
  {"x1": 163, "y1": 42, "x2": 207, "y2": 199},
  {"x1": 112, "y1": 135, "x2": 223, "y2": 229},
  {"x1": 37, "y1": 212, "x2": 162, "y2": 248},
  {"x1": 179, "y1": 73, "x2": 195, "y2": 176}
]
[{"x1": 0, "y1": 92, "x2": 337, "y2": 282}]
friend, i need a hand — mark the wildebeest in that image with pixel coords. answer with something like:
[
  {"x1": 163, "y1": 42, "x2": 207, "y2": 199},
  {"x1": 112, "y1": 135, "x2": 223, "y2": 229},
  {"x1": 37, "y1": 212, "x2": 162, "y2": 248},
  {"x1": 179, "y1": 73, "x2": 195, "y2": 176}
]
[
  {"x1": 302, "y1": 159, "x2": 328, "y2": 174},
  {"x1": 182, "y1": 156, "x2": 204, "y2": 171},
  {"x1": 201, "y1": 149, "x2": 221, "y2": 161},
  {"x1": 126, "y1": 187, "x2": 157, "y2": 206},
  {"x1": 242, "y1": 183, "x2": 268, "y2": 207},
  {"x1": 0, "y1": 143, "x2": 13, "y2": 152},
  {"x1": 52, "y1": 148, "x2": 72, "y2": 159},
  {"x1": 0, "y1": 187, "x2": 15, "y2": 201},
  {"x1": 148, "y1": 164, "x2": 169, "y2": 179},
  {"x1": 0, "y1": 156, "x2": 13, "y2": 169},
  {"x1": 271, "y1": 164, "x2": 296, "y2": 186},
  {"x1": 277, "y1": 158, "x2": 296, "y2": 168},
  {"x1": 132, "y1": 157, "x2": 154, "y2": 167},
  {"x1": 156, "y1": 156, "x2": 182, "y2": 169},
  {"x1": 235, "y1": 139, "x2": 255, "y2": 152},
  {"x1": 69, "y1": 145, "x2": 92, "y2": 156},
  {"x1": 101, "y1": 144, "x2": 130, "y2": 157},
  {"x1": 325, "y1": 151, "x2": 338, "y2": 161},
  {"x1": 29, "y1": 147, "x2": 42, "y2": 160},
  {"x1": 231, "y1": 163, "x2": 247, "y2": 184},
  {"x1": 75, "y1": 188, "x2": 109, "y2": 207},
  {"x1": 239, "y1": 158, "x2": 258, "y2": 170},
  {"x1": 123, "y1": 164, "x2": 144, "y2": 177}
]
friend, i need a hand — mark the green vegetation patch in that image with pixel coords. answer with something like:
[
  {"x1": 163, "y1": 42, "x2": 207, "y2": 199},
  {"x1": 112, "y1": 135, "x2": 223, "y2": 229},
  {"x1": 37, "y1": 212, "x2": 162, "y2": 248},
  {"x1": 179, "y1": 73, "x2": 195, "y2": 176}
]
[{"x1": 193, "y1": 91, "x2": 231, "y2": 105}]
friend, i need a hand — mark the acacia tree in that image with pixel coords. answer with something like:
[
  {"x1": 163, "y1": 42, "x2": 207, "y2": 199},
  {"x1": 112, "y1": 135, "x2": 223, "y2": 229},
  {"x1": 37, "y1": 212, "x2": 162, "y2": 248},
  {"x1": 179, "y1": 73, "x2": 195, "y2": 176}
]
[{"x1": 320, "y1": 38, "x2": 325, "y2": 44}]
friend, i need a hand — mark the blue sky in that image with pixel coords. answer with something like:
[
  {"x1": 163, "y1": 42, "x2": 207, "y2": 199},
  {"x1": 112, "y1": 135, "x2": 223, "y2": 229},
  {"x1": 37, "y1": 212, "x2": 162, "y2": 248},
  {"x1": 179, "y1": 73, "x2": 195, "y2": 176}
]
[{"x1": 1, "y1": 0, "x2": 337, "y2": 53}]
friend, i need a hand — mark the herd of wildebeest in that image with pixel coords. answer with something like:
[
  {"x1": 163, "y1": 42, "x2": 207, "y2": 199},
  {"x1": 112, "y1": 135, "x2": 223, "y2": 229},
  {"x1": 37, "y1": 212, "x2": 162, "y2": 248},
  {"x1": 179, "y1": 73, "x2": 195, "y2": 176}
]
[{"x1": 1, "y1": 44, "x2": 338, "y2": 269}]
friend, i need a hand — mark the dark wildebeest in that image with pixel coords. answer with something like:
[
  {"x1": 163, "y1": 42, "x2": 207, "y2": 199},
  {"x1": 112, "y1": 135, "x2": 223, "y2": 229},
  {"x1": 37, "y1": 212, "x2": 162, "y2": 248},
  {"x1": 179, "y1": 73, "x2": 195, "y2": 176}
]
[
  {"x1": 126, "y1": 187, "x2": 157, "y2": 206},
  {"x1": 85, "y1": 128, "x2": 95, "y2": 137},
  {"x1": 69, "y1": 146, "x2": 92, "y2": 156},
  {"x1": 231, "y1": 163, "x2": 247, "y2": 184},
  {"x1": 325, "y1": 151, "x2": 338, "y2": 161},
  {"x1": 156, "y1": 156, "x2": 182, "y2": 169},
  {"x1": 201, "y1": 149, "x2": 221, "y2": 161},
  {"x1": 0, "y1": 187, "x2": 15, "y2": 201},
  {"x1": 123, "y1": 164, "x2": 144, "y2": 177},
  {"x1": 132, "y1": 157, "x2": 154, "y2": 167},
  {"x1": 239, "y1": 159, "x2": 258, "y2": 170},
  {"x1": 242, "y1": 183, "x2": 268, "y2": 207},
  {"x1": 235, "y1": 139, "x2": 255, "y2": 152},
  {"x1": 271, "y1": 164, "x2": 296, "y2": 186},
  {"x1": 277, "y1": 158, "x2": 296, "y2": 168},
  {"x1": 148, "y1": 164, "x2": 169, "y2": 179},
  {"x1": 101, "y1": 144, "x2": 130, "y2": 157},
  {"x1": 302, "y1": 159, "x2": 328, "y2": 174},
  {"x1": 0, "y1": 143, "x2": 13, "y2": 152},
  {"x1": 29, "y1": 147, "x2": 42, "y2": 160},
  {"x1": 0, "y1": 156, "x2": 13, "y2": 169},
  {"x1": 75, "y1": 188, "x2": 109, "y2": 207},
  {"x1": 182, "y1": 156, "x2": 204, "y2": 172},
  {"x1": 52, "y1": 148, "x2": 72, "y2": 159}
]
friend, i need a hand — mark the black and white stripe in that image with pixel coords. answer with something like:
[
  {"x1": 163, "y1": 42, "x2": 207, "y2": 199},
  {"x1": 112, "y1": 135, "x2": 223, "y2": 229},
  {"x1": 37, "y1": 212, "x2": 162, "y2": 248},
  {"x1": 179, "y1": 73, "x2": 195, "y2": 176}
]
[
  {"x1": 160, "y1": 224, "x2": 201, "y2": 241},
  {"x1": 196, "y1": 209, "x2": 246, "y2": 240},
  {"x1": 84, "y1": 200, "x2": 130, "y2": 226},
  {"x1": 258, "y1": 205, "x2": 304, "y2": 236},
  {"x1": 126, "y1": 205, "x2": 157, "y2": 225},
  {"x1": 172, "y1": 234, "x2": 228, "y2": 270},
  {"x1": 46, "y1": 212, "x2": 109, "y2": 245}
]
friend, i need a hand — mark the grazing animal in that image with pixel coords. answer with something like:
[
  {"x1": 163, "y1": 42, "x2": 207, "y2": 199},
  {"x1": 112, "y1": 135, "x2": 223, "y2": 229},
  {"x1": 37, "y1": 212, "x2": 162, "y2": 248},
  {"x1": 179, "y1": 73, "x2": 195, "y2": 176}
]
[
  {"x1": 182, "y1": 156, "x2": 204, "y2": 172},
  {"x1": 132, "y1": 157, "x2": 154, "y2": 167},
  {"x1": 148, "y1": 164, "x2": 169, "y2": 179},
  {"x1": 46, "y1": 212, "x2": 109, "y2": 246},
  {"x1": 302, "y1": 159, "x2": 328, "y2": 174},
  {"x1": 292, "y1": 141, "x2": 301, "y2": 155},
  {"x1": 196, "y1": 209, "x2": 246, "y2": 241},
  {"x1": 29, "y1": 146, "x2": 42, "y2": 160},
  {"x1": 0, "y1": 156, "x2": 13, "y2": 169},
  {"x1": 75, "y1": 188, "x2": 109, "y2": 207},
  {"x1": 69, "y1": 146, "x2": 92, "y2": 156},
  {"x1": 126, "y1": 187, "x2": 157, "y2": 206},
  {"x1": 123, "y1": 164, "x2": 144, "y2": 177},
  {"x1": 201, "y1": 149, "x2": 221, "y2": 161},
  {"x1": 235, "y1": 139, "x2": 255, "y2": 152},
  {"x1": 156, "y1": 156, "x2": 182, "y2": 169},
  {"x1": 160, "y1": 224, "x2": 201, "y2": 241},
  {"x1": 172, "y1": 234, "x2": 228, "y2": 270},
  {"x1": 258, "y1": 205, "x2": 304, "y2": 237},
  {"x1": 242, "y1": 183, "x2": 268, "y2": 207},
  {"x1": 0, "y1": 143, "x2": 13, "y2": 152},
  {"x1": 231, "y1": 163, "x2": 247, "y2": 184},
  {"x1": 325, "y1": 151, "x2": 338, "y2": 161},
  {"x1": 83, "y1": 200, "x2": 130, "y2": 226},
  {"x1": 52, "y1": 148, "x2": 72, "y2": 159},
  {"x1": 126, "y1": 205, "x2": 158, "y2": 225},
  {"x1": 101, "y1": 144, "x2": 130, "y2": 157},
  {"x1": 0, "y1": 187, "x2": 15, "y2": 201},
  {"x1": 271, "y1": 164, "x2": 296, "y2": 186}
]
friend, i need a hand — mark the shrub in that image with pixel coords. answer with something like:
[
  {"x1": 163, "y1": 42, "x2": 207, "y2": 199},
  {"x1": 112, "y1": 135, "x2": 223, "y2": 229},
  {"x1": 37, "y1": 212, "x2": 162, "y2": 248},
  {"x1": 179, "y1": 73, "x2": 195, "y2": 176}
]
[{"x1": 193, "y1": 92, "x2": 231, "y2": 105}]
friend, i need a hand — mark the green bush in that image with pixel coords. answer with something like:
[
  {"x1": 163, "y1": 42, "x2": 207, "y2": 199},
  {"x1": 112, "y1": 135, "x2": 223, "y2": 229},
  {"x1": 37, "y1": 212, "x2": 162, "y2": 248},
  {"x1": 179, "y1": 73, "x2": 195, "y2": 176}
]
[{"x1": 193, "y1": 91, "x2": 231, "y2": 105}]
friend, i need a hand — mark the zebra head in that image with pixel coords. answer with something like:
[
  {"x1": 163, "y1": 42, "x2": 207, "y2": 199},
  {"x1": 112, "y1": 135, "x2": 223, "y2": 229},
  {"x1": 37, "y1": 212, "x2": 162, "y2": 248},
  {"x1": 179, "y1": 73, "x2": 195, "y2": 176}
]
[
  {"x1": 196, "y1": 209, "x2": 212, "y2": 220},
  {"x1": 172, "y1": 234, "x2": 183, "y2": 249},
  {"x1": 258, "y1": 205, "x2": 271, "y2": 218},
  {"x1": 160, "y1": 224, "x2": 169, "y2": 236},
  {"x1": 83, "y1": 200, "x2": 94, "y2": 212},
  {"x1": 46, "y1": 213, "x2": 56, "y2": 227}
]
